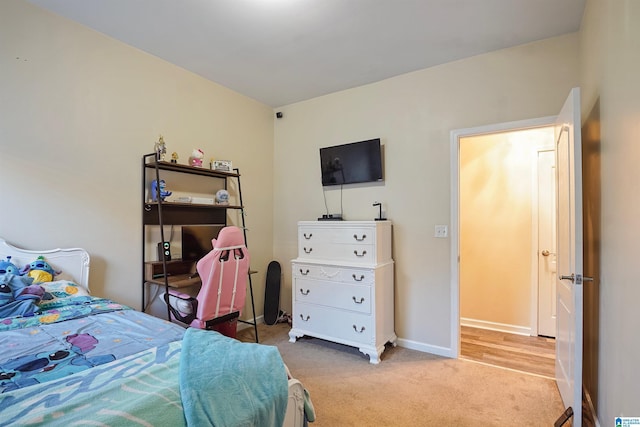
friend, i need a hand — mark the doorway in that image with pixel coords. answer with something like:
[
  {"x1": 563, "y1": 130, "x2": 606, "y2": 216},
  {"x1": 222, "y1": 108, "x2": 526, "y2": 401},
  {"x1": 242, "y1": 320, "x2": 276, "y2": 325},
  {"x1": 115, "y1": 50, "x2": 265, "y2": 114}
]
[{"x1": 450, "y1": 116, "x2": 556, "y2": 375}]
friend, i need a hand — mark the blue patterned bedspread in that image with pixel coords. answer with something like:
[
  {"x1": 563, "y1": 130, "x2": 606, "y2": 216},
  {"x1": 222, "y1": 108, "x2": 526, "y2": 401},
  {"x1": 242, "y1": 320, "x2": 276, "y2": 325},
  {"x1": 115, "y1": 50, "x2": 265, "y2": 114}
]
[
  {"x1": 0, "y1": 341, "x2": 186, "y2": 427},
  {"x1": 0, "y1": 297, "x2": 185, "y2": 394},
  {"x1": 0, "y1": 297, "x2": 288, "y2": 427}
]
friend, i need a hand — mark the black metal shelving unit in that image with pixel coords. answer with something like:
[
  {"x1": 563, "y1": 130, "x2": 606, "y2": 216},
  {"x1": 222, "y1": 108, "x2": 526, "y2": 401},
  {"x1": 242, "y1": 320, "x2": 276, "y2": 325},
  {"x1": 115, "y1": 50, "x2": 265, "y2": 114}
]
[{"x1": 141, "y1": 153, "x2": 259, "y2": 342}]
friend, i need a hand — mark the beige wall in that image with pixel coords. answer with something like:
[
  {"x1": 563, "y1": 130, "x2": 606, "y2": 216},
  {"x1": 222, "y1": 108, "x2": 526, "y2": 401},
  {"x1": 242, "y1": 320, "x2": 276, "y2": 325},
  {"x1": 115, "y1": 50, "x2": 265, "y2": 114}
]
[
  {"x1": 580, "y1": 0, "x2": 640, "y2": 420},
  {"x1": 3, "y1": 0, "x2": 637, "y2": 422},
  {"x1": 0, "y1": 0, "x2": 275, "y2": 313},
  {"x1": 273, "y1": 34, "x2": 579, "y2": 352},
  {"x1": 460, "y1": 128, "x2": 553, "y2": 332}
]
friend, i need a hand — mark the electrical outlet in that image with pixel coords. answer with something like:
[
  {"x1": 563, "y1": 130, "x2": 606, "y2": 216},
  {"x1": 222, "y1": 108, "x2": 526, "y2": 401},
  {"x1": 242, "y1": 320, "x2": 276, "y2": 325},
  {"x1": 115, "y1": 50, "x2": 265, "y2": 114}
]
[{"x1": 435, "y1": 225, "x2": 448, "y2": 238}]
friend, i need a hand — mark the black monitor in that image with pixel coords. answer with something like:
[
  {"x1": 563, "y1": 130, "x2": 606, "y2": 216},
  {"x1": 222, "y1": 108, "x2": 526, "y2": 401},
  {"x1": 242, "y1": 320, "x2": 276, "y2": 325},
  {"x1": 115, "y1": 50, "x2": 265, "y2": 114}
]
[{"x1": 181, "y1": 225, "x2": 223, "y2": 261}]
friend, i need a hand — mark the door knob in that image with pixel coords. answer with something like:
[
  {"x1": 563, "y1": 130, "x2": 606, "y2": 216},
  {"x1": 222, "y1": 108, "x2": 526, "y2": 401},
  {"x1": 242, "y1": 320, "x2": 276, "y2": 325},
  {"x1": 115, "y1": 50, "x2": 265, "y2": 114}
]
[
  {"x1": 559, "y1": 273, "x2": 594, "y2": 284},
  {"x1": 542, "y1": 250, "x2": 550, "y2": 256}
]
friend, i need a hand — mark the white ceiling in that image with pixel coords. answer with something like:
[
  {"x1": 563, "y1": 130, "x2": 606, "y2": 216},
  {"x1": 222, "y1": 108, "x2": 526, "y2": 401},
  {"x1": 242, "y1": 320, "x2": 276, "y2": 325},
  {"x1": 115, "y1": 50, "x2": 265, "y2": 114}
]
[{"x1": 27, "y1": 0, "x2": 585, "y2": 108}]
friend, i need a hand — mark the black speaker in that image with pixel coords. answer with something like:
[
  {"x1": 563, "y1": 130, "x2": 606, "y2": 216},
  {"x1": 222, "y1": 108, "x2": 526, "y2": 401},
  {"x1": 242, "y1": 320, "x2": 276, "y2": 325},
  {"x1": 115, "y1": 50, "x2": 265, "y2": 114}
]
[{"x1": 157, "y1": 242, "x2": 171, "y2": 261}]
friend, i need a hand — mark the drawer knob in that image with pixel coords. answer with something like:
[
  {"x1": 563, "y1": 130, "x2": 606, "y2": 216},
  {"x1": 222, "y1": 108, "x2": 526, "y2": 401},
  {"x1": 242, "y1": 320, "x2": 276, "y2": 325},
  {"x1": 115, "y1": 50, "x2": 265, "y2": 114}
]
[
  {"x1": 304, "y1": 247, "x2": 313, "y2": 254},
  {"x1": 300, "y1": 289, "x2": 310, "y2": 296},
  {"x1": 353, "y1": 250, "x2": 367, "y2": 257},
  {"x1": 353, "y1": 234, "x2": 367, "y2": 241},
  {"x1": 352, "y1": 274, "x2": 365, "y2": 282},
  {"x1": 352, "y1": 296, "x2": 365, "y2": 304},
  {"x1": 300, "y1": 268, "x2": 310, "y2": 275},
  {"x1": 352, "y1": 325, "x2": 366, "y2": 333},
  {"x1": 303, "y1": 233, "x2": 313, "y2": 240},
  {"x1": 300, "y1": 314, "x2": 310, "y2": 322}
]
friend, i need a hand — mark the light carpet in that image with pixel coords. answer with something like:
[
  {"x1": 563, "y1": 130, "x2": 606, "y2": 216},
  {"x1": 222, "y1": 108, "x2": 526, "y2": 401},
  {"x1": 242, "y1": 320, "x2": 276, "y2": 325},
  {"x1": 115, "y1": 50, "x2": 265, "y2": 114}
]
[{"x1": 238, "y1": 323, "x2": 564, "y2": 426}]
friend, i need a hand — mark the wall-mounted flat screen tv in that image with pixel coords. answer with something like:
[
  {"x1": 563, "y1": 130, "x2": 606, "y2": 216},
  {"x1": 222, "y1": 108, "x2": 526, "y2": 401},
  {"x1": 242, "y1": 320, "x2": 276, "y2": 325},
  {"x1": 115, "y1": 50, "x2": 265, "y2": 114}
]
[{"x1": 319, "y1": 138, "x2": 383, "y2": 186}]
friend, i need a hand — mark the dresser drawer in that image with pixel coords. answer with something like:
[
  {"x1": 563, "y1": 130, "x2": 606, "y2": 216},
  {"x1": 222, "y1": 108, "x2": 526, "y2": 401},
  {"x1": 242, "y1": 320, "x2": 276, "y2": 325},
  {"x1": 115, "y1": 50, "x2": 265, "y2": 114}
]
[
  {"x1": 332, "y1": 227, "x2": 373, "y2": 244},
  {"x1": 298, "y1": 226, "x2": 373, "y2": 245},
  {"x1": 292, "y1": 263, "x2": 375, "y2": 285},
  {"x1": 294, "y1": 277, "x2": 371, "y2": 314},
  {"x1": 297, "y1": 242, "x2": 375, "y2": 264},
  {"x1": 293, "y1": 302, "x2": 373, "y2": 345}
]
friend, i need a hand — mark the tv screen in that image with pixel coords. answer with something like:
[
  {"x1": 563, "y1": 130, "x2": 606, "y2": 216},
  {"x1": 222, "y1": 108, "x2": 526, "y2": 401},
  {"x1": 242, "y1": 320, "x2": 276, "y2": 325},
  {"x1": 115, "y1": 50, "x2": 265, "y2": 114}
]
[
  {"x1": 181, "y1": 225, "x2": 224, "y2": 261},
  {"x1": 319, "y1": 138, "x2": 383, "y2": 186}
]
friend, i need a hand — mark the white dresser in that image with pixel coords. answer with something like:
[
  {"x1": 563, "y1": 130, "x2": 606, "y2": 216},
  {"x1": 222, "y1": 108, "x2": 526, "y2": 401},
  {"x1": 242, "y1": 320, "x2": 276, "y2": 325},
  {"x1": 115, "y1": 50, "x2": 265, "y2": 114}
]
[{"x1": 289, "y1": 220, "x2": 396, "y2": 364}]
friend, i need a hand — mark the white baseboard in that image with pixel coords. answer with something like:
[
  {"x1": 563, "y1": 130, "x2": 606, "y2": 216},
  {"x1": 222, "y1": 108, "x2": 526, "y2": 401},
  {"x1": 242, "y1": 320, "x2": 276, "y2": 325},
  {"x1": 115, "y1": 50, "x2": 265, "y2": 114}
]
[
  {"x1": 461, "y1": 317, "x2": 532, "y2": 336},
  {"x1": 395, "y1": 318, "x2": 531, "y2": 359},
  {"x1": 396, "y1": 337, "x2": 455, "y2": 358},
  {"x1": 238, "y1": 315, "x2": 264, "y2": 330}
]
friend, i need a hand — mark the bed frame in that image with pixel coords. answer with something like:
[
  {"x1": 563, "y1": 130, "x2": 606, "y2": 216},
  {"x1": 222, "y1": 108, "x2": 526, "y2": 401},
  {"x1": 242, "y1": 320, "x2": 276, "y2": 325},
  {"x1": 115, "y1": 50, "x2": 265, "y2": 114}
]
[
  {"x1": 0, "y1": 237, "x2": 308, "y2": 426},
  {"x1": 0, "y1": 238, "x2": 90, "y2": 291}
]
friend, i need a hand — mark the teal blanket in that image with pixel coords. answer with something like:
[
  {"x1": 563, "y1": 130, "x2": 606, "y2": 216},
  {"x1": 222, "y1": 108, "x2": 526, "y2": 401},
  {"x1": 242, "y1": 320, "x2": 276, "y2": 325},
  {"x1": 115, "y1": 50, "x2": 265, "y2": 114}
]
[{"x1": 180, "y1": 328, "x2": 288, "y2": 427}]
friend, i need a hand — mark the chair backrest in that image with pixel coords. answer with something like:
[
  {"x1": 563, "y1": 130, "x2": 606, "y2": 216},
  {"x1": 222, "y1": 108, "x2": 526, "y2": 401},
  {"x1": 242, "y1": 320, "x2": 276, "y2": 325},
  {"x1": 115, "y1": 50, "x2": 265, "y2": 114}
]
[{"x1": 193, "y1": 226, "x2": 249, "y2": 324}]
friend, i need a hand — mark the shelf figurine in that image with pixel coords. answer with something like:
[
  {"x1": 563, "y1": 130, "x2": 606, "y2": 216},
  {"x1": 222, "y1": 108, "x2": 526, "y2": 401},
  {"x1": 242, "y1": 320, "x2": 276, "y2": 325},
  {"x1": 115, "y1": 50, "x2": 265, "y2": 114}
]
[
  {"x1": 215, "y1": 189, "x2": 229, "y2": 205},
  {"x1": 154, "y1": 135, "x2": 167, "y2": 161},
  {"x1": 171, "y1": 152, "x2": 178, "y2": 163},
  {"x1": 151, "y1": 179, "x2": 172, "y2": 201},
  {"x1": 189, "y1": 149, "x2": 204, "y2": 167}
]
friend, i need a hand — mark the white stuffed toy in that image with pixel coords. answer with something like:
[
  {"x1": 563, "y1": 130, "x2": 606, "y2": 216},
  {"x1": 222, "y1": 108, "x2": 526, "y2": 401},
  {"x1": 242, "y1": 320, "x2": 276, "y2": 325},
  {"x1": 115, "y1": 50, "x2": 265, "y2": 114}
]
[
  {"x1": 215, "y1": 189, "x2": 230, "y2": 205},
  {"x1": 189, "y1": 149, "x2": 204, "y2": 167}
]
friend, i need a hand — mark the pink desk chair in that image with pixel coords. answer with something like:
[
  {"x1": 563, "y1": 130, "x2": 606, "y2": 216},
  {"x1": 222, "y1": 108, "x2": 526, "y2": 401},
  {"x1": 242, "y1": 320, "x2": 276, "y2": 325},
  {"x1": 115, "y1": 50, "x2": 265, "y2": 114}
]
[{"x1": 165, "y1": 226, "x2": 250, "y2": 338}]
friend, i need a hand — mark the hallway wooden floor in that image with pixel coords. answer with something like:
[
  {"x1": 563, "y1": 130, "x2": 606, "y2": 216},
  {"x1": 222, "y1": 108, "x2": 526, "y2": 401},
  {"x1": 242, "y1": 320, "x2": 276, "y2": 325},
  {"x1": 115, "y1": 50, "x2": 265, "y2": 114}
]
[{"x1": 460, "y1": 326, "x2": 555, "y2": 378}]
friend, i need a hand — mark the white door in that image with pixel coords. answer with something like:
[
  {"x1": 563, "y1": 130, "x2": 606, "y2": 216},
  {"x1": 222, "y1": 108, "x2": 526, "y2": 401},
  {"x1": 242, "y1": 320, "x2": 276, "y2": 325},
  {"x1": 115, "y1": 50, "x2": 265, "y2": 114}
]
[
  {"x1": 538, "y1": 150, "x2": 556, "y2": 337},
  {"x1": 555, "y1": 87, "x2": 583, "y2": 427}
]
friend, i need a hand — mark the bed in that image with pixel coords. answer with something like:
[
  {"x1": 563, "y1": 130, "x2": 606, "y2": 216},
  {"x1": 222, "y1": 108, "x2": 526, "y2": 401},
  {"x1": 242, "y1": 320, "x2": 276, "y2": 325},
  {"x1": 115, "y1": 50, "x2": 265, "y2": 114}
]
[{"x1": 0, "y1": 238, "x2": 311, "y2": 427}]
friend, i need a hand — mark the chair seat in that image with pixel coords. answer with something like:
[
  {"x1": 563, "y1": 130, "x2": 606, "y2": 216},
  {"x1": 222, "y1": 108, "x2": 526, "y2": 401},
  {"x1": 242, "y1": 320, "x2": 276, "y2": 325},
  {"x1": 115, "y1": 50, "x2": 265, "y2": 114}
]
[{"x1": 204, "y1": 311, "x2": 239, "y2": 327}]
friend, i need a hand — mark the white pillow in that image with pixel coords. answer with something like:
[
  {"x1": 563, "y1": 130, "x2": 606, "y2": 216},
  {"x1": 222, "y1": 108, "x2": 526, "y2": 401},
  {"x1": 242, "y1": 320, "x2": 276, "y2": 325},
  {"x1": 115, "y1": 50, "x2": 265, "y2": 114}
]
[{"x1": 38, "y1": 280, "x2": 91, "y2": 309}]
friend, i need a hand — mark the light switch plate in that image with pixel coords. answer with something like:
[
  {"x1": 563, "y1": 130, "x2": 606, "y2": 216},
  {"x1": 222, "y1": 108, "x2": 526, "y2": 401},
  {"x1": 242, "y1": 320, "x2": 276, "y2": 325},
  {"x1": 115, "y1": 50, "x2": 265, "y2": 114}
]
[{"x1": 435, "y1": 225, "x2": 448, "y2": 238}]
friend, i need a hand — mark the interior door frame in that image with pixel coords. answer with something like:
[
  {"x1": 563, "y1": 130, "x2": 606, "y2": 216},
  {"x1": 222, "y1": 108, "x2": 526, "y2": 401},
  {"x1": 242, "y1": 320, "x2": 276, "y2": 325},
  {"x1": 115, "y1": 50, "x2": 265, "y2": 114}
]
[{"x1": 450, "y1": 115, "x2": 556, "y2": 358}]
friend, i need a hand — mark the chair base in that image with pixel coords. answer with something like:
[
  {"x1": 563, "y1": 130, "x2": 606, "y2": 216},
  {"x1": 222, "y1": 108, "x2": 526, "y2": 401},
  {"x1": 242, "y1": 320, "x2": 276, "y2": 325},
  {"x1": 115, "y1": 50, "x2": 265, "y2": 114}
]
[{"x1": 204, "y1": 311, "x2": 240, "y2": 339}]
